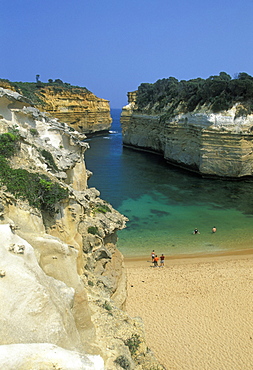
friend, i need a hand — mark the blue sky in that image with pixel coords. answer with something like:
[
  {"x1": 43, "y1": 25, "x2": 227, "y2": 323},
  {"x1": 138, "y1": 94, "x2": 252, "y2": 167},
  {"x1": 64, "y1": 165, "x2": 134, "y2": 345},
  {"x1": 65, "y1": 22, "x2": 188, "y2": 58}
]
[{"x1": 1, "y1": 0, "x2": 253, "y2": 108}]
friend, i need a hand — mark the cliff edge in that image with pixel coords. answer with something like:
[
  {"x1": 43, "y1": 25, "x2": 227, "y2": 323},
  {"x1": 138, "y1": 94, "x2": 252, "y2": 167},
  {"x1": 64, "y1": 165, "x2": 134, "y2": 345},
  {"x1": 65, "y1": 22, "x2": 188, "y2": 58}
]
[
  {"x1": 0, "y1": 79, "x2": 112, "y2": 135},
  {"x1": 121, "y1": 73, "x2": 253, "y2": 178},
  {"x1": 0, "y1": 88, "x2": 163, "y2": 369}
]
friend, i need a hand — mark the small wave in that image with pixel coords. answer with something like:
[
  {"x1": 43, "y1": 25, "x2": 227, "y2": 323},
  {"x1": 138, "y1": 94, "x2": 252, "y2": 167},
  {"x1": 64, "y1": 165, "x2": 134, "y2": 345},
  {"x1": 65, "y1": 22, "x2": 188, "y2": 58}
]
[{"x1": 109, "y1": 130, "x2": 118, "y2": 134}]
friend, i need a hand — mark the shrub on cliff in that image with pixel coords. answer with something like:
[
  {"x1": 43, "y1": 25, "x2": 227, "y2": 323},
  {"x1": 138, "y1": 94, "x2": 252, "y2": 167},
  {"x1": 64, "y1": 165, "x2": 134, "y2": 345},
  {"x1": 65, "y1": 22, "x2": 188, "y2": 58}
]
[
  {"x1": 0, "y1": 78, "x2": 91, "y2": 106},
  {"x1": 124, "y1": 334, "x2": 141, "y2": 356},
  {"x1": 114, "y1": 355, "x2": 130, "y2": 370},
  {"x1": 136, "y1": 72, "x2": 253, "y2": 116},
  {"x1": 0, "y1": 133, "x2": 68, "y2": 214},
  {"x1": 40, "y1": 149, "x2": 58, "y2": 171},
  {"x1": 0, "y1": 132, "x2": 19, "y2": 157},
  {"x1": 0, "y1": 157, "x2": 68, "y2": 214},
  {"x1": 87, "y1": 226, "x2": 99, "y2": 235},
  {"x1": 11, "y1": 82, "x2": 45, "y2": 106},
  {"x1": 93, "y1": 203, "x2": 111, "y2": 214}
]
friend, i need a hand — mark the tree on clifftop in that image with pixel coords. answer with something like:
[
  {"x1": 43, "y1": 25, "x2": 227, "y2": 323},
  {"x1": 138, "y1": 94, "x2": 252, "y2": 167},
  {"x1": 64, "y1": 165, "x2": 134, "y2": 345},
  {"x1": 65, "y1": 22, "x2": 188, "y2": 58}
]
[{"x1": 136, "y1": 71, "x2": 253, "y2": 116}]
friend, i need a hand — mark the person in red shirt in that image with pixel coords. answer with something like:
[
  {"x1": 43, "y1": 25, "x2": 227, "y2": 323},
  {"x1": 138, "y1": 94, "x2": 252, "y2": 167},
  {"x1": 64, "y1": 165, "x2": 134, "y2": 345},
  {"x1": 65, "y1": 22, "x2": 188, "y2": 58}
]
[{"x1": 160, "y1": 254, "x2": 165, "y2": 267}]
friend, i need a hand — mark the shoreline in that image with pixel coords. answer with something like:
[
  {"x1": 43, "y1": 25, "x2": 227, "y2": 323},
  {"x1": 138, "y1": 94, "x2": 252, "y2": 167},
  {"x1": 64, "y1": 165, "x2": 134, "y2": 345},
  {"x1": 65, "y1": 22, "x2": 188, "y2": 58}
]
[
  {"x1": 123, "y1": 247, "x2": 253, "y2": 267},
  {"x1": 125, "y1": 249, "x2": 253, "y2": 369}
]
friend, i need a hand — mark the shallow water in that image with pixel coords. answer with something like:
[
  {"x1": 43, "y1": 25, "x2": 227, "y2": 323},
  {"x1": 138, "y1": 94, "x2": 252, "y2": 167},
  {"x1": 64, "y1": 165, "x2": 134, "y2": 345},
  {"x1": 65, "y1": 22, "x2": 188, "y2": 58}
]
[{"x1": 85, "y1": 109, "x2": 253, "y2": 258}]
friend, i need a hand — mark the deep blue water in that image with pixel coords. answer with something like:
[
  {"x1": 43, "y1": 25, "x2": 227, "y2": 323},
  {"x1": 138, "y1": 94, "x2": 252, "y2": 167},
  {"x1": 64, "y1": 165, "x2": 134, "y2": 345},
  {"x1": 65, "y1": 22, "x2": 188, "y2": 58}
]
[{"x1": 84, "y1": 109, "x2": 253, "y2": 258}]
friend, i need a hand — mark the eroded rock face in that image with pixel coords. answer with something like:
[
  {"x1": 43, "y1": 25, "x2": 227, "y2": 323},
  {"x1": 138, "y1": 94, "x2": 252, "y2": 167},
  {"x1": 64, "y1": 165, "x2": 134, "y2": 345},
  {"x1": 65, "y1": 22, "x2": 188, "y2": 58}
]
[
  {"x1": 0, "y1": 88, "x2": 163, "y2": 369},
  {"x1": 0, "y1": 224, "x2": 82, "y2": 349},
  {"x1": 121, "y1": 94, "x2": 253, "y2": 178},
  {"x1": 0, "y1": 343, "x2": 104, "y2": 370},
  {"x1": 38, "y1": 87, "x2": 112, "y2": 134},
  {"x1": 0, "y1": 82, "x2": 112, "y2": 134}
]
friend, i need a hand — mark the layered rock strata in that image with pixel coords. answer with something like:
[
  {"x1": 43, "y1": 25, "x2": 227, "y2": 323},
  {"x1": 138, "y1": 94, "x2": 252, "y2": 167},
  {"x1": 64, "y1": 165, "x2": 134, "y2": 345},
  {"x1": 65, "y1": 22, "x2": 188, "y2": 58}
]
[
  {"x1": 121, "y1": 94, "x2": 253, "y2": 178},
  {"x1": 38, "y1": 86, "x2": 112, "y2": 134},
  {"x1": 0, "y1": 81, "x2": 112, "y2": 134},
  {"x1": 0, "y1": 88, "x2": 163, "y2": 369}
]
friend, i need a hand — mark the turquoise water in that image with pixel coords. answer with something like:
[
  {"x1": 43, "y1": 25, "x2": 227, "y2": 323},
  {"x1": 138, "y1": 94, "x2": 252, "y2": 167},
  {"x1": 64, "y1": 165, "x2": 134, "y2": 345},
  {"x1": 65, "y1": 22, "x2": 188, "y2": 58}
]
[{"x1": 85, "y1": 109, "x2": 253, "y2": 258}]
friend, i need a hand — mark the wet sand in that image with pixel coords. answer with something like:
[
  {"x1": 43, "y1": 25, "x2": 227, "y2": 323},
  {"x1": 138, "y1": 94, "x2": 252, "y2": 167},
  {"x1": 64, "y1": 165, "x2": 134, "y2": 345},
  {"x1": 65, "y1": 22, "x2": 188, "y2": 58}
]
[{"x1": 125, "y1": 250, "x2": 253, "y2": 370}]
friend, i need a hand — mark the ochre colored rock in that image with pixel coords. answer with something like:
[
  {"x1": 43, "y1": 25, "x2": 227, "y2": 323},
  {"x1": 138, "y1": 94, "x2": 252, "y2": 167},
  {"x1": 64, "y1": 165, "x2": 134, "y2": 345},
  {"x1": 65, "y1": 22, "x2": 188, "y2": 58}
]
[
  {"x1": 0, "y1": 81, "x2": 112, "y2": 134},
  {"x1": 37, "y1": 87, "x2": 112, "y2": 134}
]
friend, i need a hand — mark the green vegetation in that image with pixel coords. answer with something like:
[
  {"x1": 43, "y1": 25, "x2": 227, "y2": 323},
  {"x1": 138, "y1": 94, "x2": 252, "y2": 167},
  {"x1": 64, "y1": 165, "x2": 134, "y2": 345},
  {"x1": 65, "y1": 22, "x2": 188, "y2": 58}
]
[
  {"x1": 29, "y1": 128, "x2": 39, "y2": 136},
  {"x1": 87, "y1": 226, "x2": 99, "y2": 235},
  {"x1": 40, "y1": 149, "x2": 58, "y2": 171},
  {"x1": 0, "y1": 133, "x2": 19, "y2": 157},
  {"x1": 114, "y1": 355, "x2": 130, "y2": 370},
  {"x1": 124, "y1": 334, "x2": 141, "y2": 356},
  {"x1": 93, "y1": 203, "x2": 111, "y2": 214},
  {"x1": 136, "y1": 72, "x2": 253, "y2": 116},
  {"x1": 9, "y1": 81, "x2": 45, "y2": 105},
  {"x1": 0, "y1": 159, "x2": 68, "y2": 214},
  {"x1": 102, "y1": 301, "x2": 112, "y2": 311},
  {"x1": 0, "y1": 133, "x2": 68, "y2": 215},
  {"x1": 0, "y1": 78, "x2": 90, "y2": 106}
]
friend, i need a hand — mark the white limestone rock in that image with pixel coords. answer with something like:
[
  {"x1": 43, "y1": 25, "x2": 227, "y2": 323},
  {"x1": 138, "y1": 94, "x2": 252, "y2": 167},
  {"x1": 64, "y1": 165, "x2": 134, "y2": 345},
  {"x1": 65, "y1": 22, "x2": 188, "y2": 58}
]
[
  {"x1": 0, "y1": 87, "x2": 88, "y2": 191},
  {"x1": 0, "y1": 224, "x2": 82, "y2": 350},
  {"x1": 0, "y1": 88, "x2": 162, "y2": 369},
  {"x1": 121, "y1": 103, "x2": 253, "y2": 178},
  {"x1": 0, "y1": 343, "x2": 104, "y2": 370}
]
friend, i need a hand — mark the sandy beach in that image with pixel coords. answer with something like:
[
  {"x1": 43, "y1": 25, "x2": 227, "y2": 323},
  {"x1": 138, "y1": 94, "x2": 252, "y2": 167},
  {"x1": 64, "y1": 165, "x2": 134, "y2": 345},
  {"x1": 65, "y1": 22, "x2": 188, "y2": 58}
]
[{"x1": 125, "y1": 251, "x2": 253, "y2": 370}]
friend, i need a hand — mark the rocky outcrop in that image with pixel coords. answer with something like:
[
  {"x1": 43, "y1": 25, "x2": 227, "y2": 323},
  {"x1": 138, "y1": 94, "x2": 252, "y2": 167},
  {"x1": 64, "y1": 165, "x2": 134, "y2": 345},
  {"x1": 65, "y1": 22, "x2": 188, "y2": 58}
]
[
  {"x1": 0, "y1": 80, "x2": 112, "y2": 134},
  {"x1": 0, "y1": 343, "x2": 104, "y2": 370},
  {"x1": 121, "y1": 94, "x2": 253, "y2": 178},
  {"x1": 0, "y1": 88, "x2": 163, "y2": 369}
]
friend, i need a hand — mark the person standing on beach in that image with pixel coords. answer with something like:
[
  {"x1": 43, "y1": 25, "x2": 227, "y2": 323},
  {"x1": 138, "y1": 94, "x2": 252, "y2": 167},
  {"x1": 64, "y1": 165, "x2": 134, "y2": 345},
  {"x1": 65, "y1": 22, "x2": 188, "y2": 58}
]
[
  {"x1": 151, "y1": 250, "x2": 155, "y2": 262},
  {"x1": 153, "y1": 255, "x2": 159, "y2": 267},
  {"x1": 160, "y1": 254, "x2": 165, "y2": 267}
]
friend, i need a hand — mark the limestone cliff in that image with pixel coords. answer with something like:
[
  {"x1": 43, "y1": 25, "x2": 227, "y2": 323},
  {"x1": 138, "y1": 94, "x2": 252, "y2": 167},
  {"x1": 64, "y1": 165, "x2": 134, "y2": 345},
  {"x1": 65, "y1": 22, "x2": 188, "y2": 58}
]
[
  {"x1": 0, "y1": 88, "x2": 163, "y2": 370},
  {"x1": 0, "y1": 80, "x2": 112, "y2": 134},
  {"x1": 121, "y1": 92, "x2": 253, "y2": 178}
]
